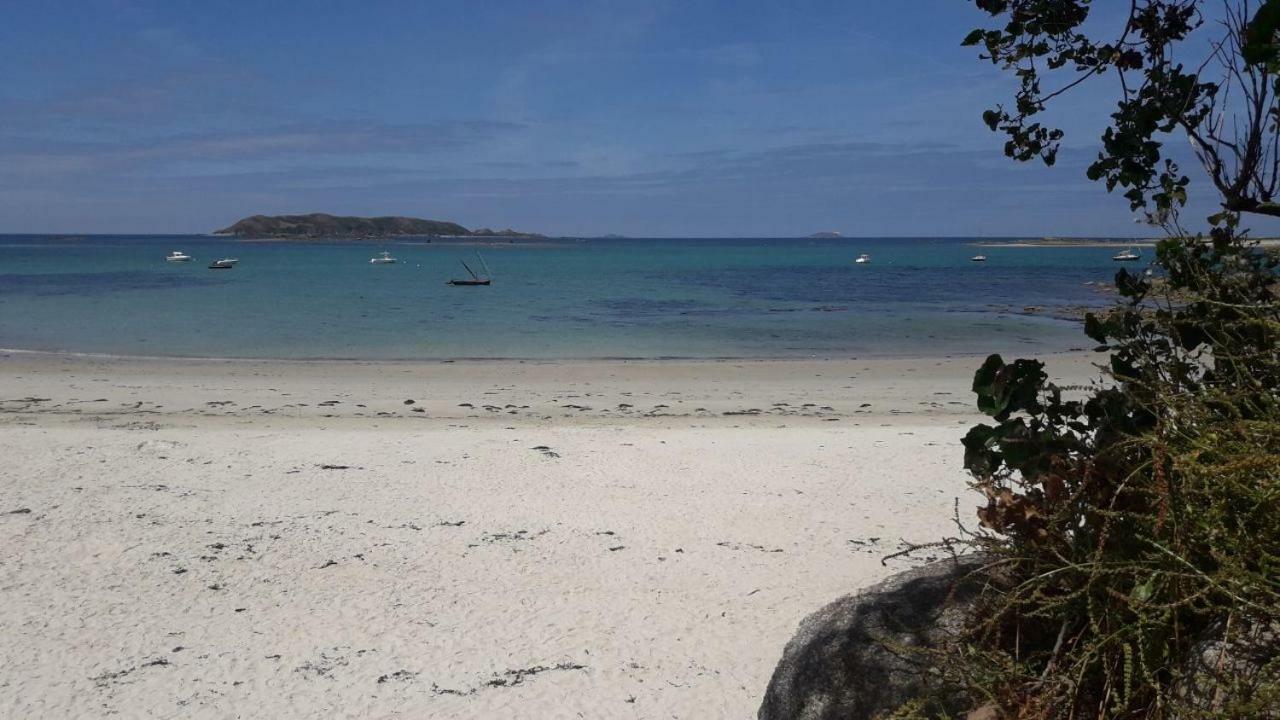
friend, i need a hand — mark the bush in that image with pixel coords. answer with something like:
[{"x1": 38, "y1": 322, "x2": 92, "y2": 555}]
[{"x1": 926, "y1": 230, "x2": 1280, "y2": 718}]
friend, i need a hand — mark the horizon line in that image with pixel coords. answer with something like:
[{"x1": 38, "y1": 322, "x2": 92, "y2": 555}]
[{"x1": 0, "y1": 232, "x2": 1169, "y2": 239}]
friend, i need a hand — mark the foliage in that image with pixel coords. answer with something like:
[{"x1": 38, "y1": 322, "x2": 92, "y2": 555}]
[
  {"x1": 946, "y1": 232, "x2": 1280, "y2": 718},
  {"x1": 964, "y1": 0, "x2": 1280, "y2": 223},
  {"x1": 908, "y1": 2, "x2": 1280, "y2": 717}
]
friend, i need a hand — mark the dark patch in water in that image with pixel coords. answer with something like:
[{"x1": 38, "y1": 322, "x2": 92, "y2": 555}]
[
  {"x1": 0, "y1": 271, "x2": 223, "y2": 297},
  {"x1": 596, "y1": 298, "x2": 707, "y2": 318},
  {"x1": 661, "y1": 264, "x2": 1105, "y2": 312}
]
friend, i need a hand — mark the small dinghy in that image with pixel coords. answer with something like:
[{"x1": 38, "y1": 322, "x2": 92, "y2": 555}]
[
  {"x1": 208, "y1": 258, "x2": 238, "y2": 270},
  {"x1": 166, "y1": 250, "x2": 192, "y2": 262},
  {"x1": 971, "y1": 255, "x2": 988, "y2": 262},
  {"x1": 448, "y1": 252, "x2": 493, "y2": 286}
]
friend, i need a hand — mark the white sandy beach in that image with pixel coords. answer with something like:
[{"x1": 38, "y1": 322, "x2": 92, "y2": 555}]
[{"x1": 0, "y1": 351, "x2": 1099, "y2": 718}]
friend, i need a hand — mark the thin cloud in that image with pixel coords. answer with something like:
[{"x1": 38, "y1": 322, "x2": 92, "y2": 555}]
[{"x1": 0, "y1": 120, "x2": 527, "y2": 178}]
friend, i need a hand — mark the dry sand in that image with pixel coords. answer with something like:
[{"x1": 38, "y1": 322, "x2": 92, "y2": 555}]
[{"x1": 0, "y1": 351, "x2": 1100, "y2": 718}]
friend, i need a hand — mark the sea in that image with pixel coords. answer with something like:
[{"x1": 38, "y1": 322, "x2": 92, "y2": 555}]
[{"x1": 0, "y1": 235, "x2": 1133, "y2": 360}]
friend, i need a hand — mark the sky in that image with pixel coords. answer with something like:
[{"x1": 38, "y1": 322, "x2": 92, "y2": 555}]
[{"x1": 0, "y1": 0, "x2": 1267, "y2": 236}]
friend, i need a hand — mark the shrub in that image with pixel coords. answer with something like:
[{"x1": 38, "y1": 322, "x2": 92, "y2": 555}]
[{"x1": 924, "y1": 230, "x2": 1280, "y2": 718}]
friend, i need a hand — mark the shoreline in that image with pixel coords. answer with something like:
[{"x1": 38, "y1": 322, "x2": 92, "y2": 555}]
[
  {"x1": 0, "y1": 344, "x2": 1094, "y2": 366},
  {"x1": 0, "y1": 349, "x2": 1103, "y2": 432}
]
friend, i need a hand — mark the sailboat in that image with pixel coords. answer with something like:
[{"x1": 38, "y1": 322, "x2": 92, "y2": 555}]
[{"x1": 447, "y1": 252, "x2": 492, "y2": 286}]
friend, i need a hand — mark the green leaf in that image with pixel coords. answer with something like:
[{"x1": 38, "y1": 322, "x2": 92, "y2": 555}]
[
  {"x1": 972, "y1": 354, "x2": 1046, "y2": 421},
  {"x1": 1084, "y1": 313, "x2": 1107, "y2": 343},
  {"x1": 962, "y1": 423, "x2": 1001, "y2": 476},
  {"x1": 972, "y1": 354, "x2": 1007, "y2": 416},
  {"x1": 1243, "y1": 0, "x2": 1280, "y2": 67},
  {"x1": 1131, "y1": 576, "x2": 1156, "y2": 603}
]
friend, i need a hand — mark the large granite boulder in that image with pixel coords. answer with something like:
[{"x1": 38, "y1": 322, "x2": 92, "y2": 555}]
[{"x1": 758, "y1": 555, "x2": 989, "y2": 720}]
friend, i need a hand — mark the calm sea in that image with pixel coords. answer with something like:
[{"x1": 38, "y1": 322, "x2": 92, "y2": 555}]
[{"x1": 0, "y1": 235, "x2": 1129, "y2": 360}]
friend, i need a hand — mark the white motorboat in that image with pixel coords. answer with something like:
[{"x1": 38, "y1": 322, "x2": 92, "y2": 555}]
[
  {"x1": 1112, "y1": 248, "x2": 1141, "y2": 261},
  {"x1": 208, "y1": 258, "x2": 238, "y2": 270},
  {"x1": 971, "y1": 255, "x2": 988, "y2": 262},
  {"x1": 369, "y1": 251, "x2": 398, "y2": 264},
  {"x1": 854, "y1": 253, "x2": 871, "y2": 264},
  {"x1": 166, "y1": 250, "x2": 192, "y2": 262}
]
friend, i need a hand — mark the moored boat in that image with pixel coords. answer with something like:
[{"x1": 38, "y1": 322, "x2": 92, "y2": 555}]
[
  {"x1": 369, "y1": 251, "x2": 397, "y2": 264},
  {"x1": 208, "y1": 258, "x2": 238, "y2": 269},
  {"x1": 854, "y1": 253, "x2": 871, "y2": 264},
  {"x1": 166, "y1": 250, "x2": 192, "y2": 262},
  {"x1": 447, "y1": 252, "x2": 493, "y2": 286}
]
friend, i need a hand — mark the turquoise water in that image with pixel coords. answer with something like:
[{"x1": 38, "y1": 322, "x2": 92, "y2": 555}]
[{"x1": 0, "y1": 235, "x2": 1126, "y2": 359}]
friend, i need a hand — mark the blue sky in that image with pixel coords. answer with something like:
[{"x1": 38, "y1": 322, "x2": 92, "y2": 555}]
[{"x1": 0, "y1": 1, "x2": 1258, "y2": 236}]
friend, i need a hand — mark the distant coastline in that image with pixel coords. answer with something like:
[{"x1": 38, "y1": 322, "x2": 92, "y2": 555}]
[
  {"x1": 974, "y1": 236, "x2": 1280, "y2": 248},
  {"x1": 214, "y1": 213, "x2": 546, "y2": 240},
  {"x1": 974, "y1": 237, "x2": 1159, "y2": 248}
]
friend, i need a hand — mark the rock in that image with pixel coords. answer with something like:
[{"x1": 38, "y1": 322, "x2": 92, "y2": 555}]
[
  {"x1": 758, "y1": 554, "x2": 988, "y2": 720},
  {"x1": 1171, "y1": 619, "x2": 1279, "y2": 719}
]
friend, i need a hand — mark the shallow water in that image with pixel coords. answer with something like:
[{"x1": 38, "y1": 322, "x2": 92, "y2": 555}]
[{"x1": 0, "y1": 235, "x2": 1130, "y2": 359}]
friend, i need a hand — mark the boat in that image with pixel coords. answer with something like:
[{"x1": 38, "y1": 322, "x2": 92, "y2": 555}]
[
  {"x1": 971, "y1": 255, "x2": 988, "y2": 262},
  {"x1": 165, "y1": 250, "x2": 192, "y2": 262},
  {"x1": 447, "y1": 252, "x2": 492, "y2": 286},
  {"x1": 208, "y1": 258, "x2": 238, "y2": 270},
  {"x1": 1112, "y1": 248, "x2": 1141, "y2": 261},
  {"x1": 854, "y1": 254, "x2": 871, "y2": 264},
  {"x1": 369, "y1": 251, "x2": 397, "y2": 265}
]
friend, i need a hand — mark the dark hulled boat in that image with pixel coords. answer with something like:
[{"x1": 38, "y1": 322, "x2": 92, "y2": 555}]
[{"x1": 447, "y1": 254, "x2": 492, "y2": 286}]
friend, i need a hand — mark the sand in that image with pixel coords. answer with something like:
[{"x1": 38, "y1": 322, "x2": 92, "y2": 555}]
[{"x1": 0, "y1": 350, "x2": 1100, "y2": 718}]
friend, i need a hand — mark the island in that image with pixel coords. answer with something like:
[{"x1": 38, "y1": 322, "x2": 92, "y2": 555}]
[
  {"x1": 214, "y1": 213, "x2": 545, "y2": 239},
  {"x1": 807, "y1": 231, "x2": 843, "y2": 238}
]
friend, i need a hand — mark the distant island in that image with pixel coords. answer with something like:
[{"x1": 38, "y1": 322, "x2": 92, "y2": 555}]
[
  {"x1": 214, "y1": 213, "x2": 545, "y2": 239},
  {"x1": 808, "y1": 231, "x2": 843, "y2": 238}
]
